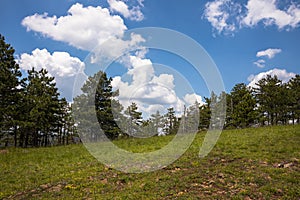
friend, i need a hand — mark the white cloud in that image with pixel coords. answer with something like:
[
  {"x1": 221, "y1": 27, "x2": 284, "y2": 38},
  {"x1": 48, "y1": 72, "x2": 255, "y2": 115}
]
[
  {"x1": 22, "y1": 3, "x2": 146, "y2": 66},
  {"x1": 17, "y1": 48, "x2": 84, "y2": 77},
  {"x1": 112, "y1": 56, "x2": 179, "y2": 109},
  {"x1": 256, "y1": 48, "x2": 282, "y2": 59},
  {"x1": 253, "y1": 59, "x2": 266, "y2": 68},
  {"x1": 152, "y1": 74, "x2": 175, "y2": 90},
  {"x1": 204, "y1": 0, "x2": 242, "y2": 35},
  {"x1": 107, "y1": 0, "x2": 144, "y2": 21},
  {"x1": 184, "y1": 93, "x2": 204, "y2": 105},
  {"x1": 22, "y1": 3, "x2": 127, "y2": 51},
  {"x1": 204, "y1": 0, "x2": 300, "y2": 35},
  {"x1": 127, "y1": 55, "x2": 154, "y2": 85},
  {"x1": 111, "y1": 55, "x2": 198, "y2": 119},
  {"x1": 254, "y1": 48, "x2": 282, "y2": 68},
  {"x1": 91, "y1": 33, "x2": 145, "y2": 64},
  {"x1": 243, "y1": 0, "x2": 300, "y2": 29},
  {"x1": 137, "y1": 0, "x2": 144, "y2": 7},
  {"x1": 247, "y1": 68, "x2": 296, "y2": 88},
  {"x1": 17, "y1": 48, "x2": 86, "y2": 101}
]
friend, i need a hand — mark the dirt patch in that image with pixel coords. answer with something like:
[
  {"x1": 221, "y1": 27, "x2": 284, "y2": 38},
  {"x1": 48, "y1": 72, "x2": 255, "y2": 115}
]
[
  {"x1": 0, "y1": 149, "x2": 9, "y2": 154},
  {"x1": 5, "y1": 182, "x2": 66, "y2": 199}
]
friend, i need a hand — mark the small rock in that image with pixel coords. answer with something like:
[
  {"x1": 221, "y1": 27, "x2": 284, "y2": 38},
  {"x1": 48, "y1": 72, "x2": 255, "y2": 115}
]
[
  {"x1": 260, "y1": 161, "x2": 268, "y2": 166},
  {"x1": 101, "y1": 178, "x2": 108, "y2": 184},
  {"x1": 276, "y1": 189, "x2": 283, "y2": 193},
  {"x1": 276, "y1": 163, "x2": 284, "y2": 168},
  {"x1": 283, "y1": 162, "x2": 293, "y2": 168},
  {"x1": 0, "y1": 149, "x2": 8, "y2": 154},
  {"x1": 218, "y1": 173, "x2": 225, "y2": 178},
  {"x1": 40, "y1": 184, "x2": 50, "y2": 189}
]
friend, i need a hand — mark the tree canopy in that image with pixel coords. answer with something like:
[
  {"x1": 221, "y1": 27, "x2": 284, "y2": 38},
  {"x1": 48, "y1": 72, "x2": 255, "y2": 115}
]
[
  {"x1": 0, "y1": 35, "x2": 76, "y2": 147},
  {"x1": 1, "y1": 33, "x2": 299, "y2": 146}
]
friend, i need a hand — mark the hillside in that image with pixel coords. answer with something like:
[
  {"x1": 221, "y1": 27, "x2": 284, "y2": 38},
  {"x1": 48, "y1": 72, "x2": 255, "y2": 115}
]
[{"x1": 1, "y1": 125, "x2": 299, "y2": 199}]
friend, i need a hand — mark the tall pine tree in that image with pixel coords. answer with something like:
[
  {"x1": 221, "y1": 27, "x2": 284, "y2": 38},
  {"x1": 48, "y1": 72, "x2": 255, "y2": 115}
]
[
  {"x1": 0, "y1": 34, "x2": 22, "y2": 146},
  {"x1": 23, "y1": 68, "x2": 61, "y2": 147},
  {"x1": 74, "y1": 71, "x2": 122, "y2": 141},
  {"x1": 229, "y1": 83, "x2": 257, "y2": 128},
  {"x1": 254, "y1": 75, "x2": 282, "y2": 125},
  {"x1": 288, "y1": 75, "x2": 300, "y2": 124}
]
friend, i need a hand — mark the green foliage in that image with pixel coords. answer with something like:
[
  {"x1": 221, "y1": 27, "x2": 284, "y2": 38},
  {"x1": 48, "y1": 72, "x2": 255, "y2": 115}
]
[
  {"x1": 199, "y1": 97, "x2": 211, "y2": 130},
  {"x1": 253, "y1": 74, "x2": 300, "y2": 126},
  {"x1": 0, "y1": 34, "x2": 22, "y2": 145},
  {"x1": 255, "y1": 75, "x2": 282, "y2": 125},
  {"x1": 0, "y1": 35, "x2": 75, "y2": 147},
  {"x1": 201, "y1": 75, "x2": 300, "y2": 129},
  {"x1": 95, "y1": 71, "x2": 122, "y2": 140},
  {"x1": 288, "y1": 75, "x2": 300, "y2": 124},
  {"x1": 199, "y1": 91, "x2": 226, "y2": 130},
  {"x1": 124, "y1": 102, "x2": 143, "y2": 136},
  {"x1": 74, "y1": 71, "x2": 123, "y2": 141},
  {"x1": 227, "y1": 83, "x2": 258, "y2": 128},
  {"x1": 150, "y1": 110, "x2": 164, "y2": 136},
  {"x1": 163, "y1": 107, "x2": 178, "y2": 135},
  {"x1": 15, "y1": 68, "x2": 75, "y2": 147}
]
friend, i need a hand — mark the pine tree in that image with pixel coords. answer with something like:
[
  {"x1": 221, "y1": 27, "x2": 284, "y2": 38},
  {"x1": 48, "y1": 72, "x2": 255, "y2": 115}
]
[
  {"x1": 0, "y1": 34, "x2": 22, "y2": 146},
  {"x1": 125, "y1": 102, "x2": 143, "y2": 136},
  {"x1": 56, "y1": 98, "x2": 74, "y2": 145},
  {"x1": 163, "y1": 107, "x2": 178, "y2": 134},
  {"x1": 23, "y1": 68, "x2": 61, "y2": 147},
  {"x1": 150, "y1": 110, "x2": 163, "y2": 136},
  {"x1": 95, "y1": 71, "x2": 122, "y2": 140},
  {"x1": 208, "y1": 91, "x2": 218, "y2": 129},
  {"x1": 199, "y1": 97, "x2": 211, "y2": 130},
  {"x1": 185, "y1": 101, "x2": 200, "y2": 133},
  {"x1": 254, "y1": 75, "x2": 282, "y2": 125},
  {"x1": 229, "y1": 83, "x2": 257, "y2": 128},
  {"x1": 74, "y1": 71, "x2": 121, "y2": 141},
  {"x1": 288, "y1": 74, "x2": 300, "y2": 124}
]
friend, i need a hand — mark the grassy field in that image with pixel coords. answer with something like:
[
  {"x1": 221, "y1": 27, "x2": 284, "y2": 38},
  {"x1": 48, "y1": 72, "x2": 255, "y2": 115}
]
[{"x1": 0, "y1": 125, "x2": 299, "y2": 199}]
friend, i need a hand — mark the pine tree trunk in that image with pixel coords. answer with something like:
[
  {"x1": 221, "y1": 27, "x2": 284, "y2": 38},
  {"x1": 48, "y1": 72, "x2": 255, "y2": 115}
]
[{"x1": 14, "y1": 125, "x2": 17, "y2": 147}]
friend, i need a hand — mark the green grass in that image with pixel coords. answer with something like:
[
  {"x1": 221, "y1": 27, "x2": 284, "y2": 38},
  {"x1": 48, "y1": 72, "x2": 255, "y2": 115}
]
[{"x1": 0, "y1": 125, "x2": 299, "y2": 199}]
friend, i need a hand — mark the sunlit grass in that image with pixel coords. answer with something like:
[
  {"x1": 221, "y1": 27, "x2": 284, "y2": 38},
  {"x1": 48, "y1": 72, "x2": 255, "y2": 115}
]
[{"x1": 0, "y1": 125, "x2": 299, "y2": 199}]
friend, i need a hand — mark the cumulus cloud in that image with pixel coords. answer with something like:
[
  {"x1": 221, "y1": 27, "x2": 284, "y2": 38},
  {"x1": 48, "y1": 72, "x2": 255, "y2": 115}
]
[
  {"x1": 17, "y1": 48, "x2": 86, "y2": 101},
  {"x1": 243, "y1": 0, "x2": 300, "y2": 29},
  {"x1": 22, "y1": 3, "x2": 127, "y2": 51},
  {"x1": 247, "y1": 68, "x2": 296, "y2": 88},
  {"x1": 17, "y1": 48, "x2": 84, "y2": 77},
  {"x1": 107, "y1": 0, "x2": 144, "y2": 21},
  {"x1": 90, "y1": 33, "x2": 145, "y2": 64},
  {"x1": 111, "y1": 54, "x2": 202, "y2": 119},
  {"x1": 204, "y1": 0, "x2": 242, "y2": 35},
  {"x1": 256, "y1": 48, "x2": 282, "y2": 59},
  {"x1": 22, "y1": 3, "x2": 146, "y2": 66},
  {"x1": 183, "y1": 93, "x2": 204, "y2": 105},
  {"x1": 112, "y1": 55, "x2": 181, "y2": 117},
  {"x1": 204, "y1": 0, "x2": 300, "y2": 35}
]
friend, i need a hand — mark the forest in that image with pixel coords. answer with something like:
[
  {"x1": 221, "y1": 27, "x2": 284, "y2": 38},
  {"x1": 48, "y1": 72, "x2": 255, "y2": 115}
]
[
  {"x1": 0, "y1": 35, "x2": 76, "y2": 147},
  {"x1": 1, "y1": 34, "x2": 300, "y2": 147}
]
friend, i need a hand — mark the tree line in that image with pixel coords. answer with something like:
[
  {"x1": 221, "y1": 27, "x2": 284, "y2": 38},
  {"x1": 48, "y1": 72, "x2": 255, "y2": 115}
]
[
  {"x1": 74, "y1": 69, "x2": 299, "y2": 142},
  {"x1": 1, "y1": 33, "x2": 299, "y2": 145},
  {"x1": 73, "y1": 71, "x2": 202, "y2": 141},
  {"x1": 199, "y1": 74, "x2": 300, "y2": 130},
  {"x1": 0, "y1": 35, "x2": 76, "y2": 147}
]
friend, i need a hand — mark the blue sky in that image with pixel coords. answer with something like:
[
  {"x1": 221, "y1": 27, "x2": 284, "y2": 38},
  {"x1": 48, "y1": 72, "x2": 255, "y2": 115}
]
[{"x1": 1, "y1": 0, "x2": 300, "y2": 115}]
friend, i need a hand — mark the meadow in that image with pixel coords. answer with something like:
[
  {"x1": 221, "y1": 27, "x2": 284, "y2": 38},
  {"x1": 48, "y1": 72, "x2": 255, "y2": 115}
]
[{"x1": 0, "y1": 125, "x2": 299, "y2": 199}]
